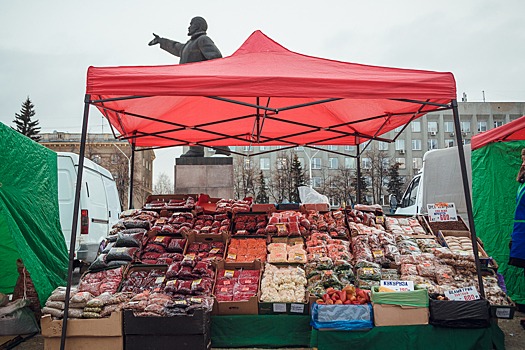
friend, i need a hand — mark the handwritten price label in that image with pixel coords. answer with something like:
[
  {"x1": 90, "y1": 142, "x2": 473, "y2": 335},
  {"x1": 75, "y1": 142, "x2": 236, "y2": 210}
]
[
  {"x1": 444, "y1": 286, "x2": 480, "y2": 301},
  {"x1": 427, "y1": 202, "x2": 458, "y2": 222}
]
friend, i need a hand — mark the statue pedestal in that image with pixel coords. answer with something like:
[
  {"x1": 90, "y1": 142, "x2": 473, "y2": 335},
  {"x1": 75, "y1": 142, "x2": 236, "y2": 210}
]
[{"x1": 174, "y1": 157, "x2": 234, "y2": 198}]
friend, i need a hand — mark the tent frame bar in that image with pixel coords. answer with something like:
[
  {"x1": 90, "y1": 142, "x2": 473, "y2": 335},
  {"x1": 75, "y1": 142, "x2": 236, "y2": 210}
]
[
  {"x1": 451, "y1": 99, "x2": 485, "y2": 297},
  {"x1": 60, "y1": 94, "x2": 91, "y2": 350}
]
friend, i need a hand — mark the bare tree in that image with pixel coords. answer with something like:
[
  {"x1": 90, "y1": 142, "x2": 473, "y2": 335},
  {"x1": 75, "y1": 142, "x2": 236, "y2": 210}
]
[
  {"x1": 233, "y1": 157, "x2": 257, "y2": 199},
  {"x1": 330, "y1": 165, "x2": 356, "y2": 206},
  {"x1": 363, "y1": 148, "x2": 389, "y2": 204},
  {"x1": 154, "y1": 172, "x2": 174, "y2": 194}
]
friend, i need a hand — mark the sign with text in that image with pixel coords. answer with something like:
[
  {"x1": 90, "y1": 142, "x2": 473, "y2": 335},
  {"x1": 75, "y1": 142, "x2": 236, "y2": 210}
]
[
  {"x1": 427, "y1": 202, "x2": 458, "y2": 222},
  {"x1": 444, "y1": 286, "x2": 481, "y2": 301},
  {"x1": 380, "y1": 280, "x2": 414, "y2": 292}
]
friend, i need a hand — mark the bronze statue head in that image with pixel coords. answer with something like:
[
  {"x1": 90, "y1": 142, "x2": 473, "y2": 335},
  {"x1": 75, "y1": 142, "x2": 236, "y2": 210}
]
[{"x1": 188, "y1": 16, "x2": 208, "y2": 36}]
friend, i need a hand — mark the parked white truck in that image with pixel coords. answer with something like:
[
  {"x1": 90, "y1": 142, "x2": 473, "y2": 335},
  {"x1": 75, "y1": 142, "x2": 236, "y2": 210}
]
[
  {"x1": 57, "y1": 152, "x2": 121, "y2": 265},
  {"x1": 395, "y1": 144, "x2": 472, "y2": 219}
]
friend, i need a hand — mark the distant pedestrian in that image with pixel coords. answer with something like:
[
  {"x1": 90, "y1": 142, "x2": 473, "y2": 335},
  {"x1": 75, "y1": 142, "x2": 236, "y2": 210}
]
[{"x1": 389, "y1": 194, "x2": 397, "y2": 214}]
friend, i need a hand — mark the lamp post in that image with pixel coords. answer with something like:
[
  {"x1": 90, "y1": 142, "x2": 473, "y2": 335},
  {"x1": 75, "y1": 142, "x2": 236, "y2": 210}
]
[{"x1": 304, "y1": 148, "x2": 320, "y2": 188}]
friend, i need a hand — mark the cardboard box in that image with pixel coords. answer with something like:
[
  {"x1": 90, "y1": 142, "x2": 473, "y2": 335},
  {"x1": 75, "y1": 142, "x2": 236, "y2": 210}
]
[
  {"x1": 41, "y1": 312, "x2": 123, "y2": 350},
  {"x1": 251, "y1": 204, "x2": 276, "y2": 213},
  {"x1": 490, "y1": 297, "x2": 516, "y2": 319},
  {"x1": 123, "y1": 309, "x2": 210, "y2": 336},
  {"x1": 301, "y1": 203, "x2": 330, "y2": 212},
  {"x1": 373, "y1": 304, "x2": 429, "y2": 326},
  {"x1": 213, "y1": 260, "x2": 262, "y2": 315}
]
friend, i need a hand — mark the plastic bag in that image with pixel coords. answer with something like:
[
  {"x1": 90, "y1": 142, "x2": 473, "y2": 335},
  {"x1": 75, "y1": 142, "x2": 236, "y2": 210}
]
[
  {"x1": 298, "y1": 186, "x2": 329, "y2": 204},
  {"x1": 106, "y1": 247, "x2": 138, "y2": 262}
]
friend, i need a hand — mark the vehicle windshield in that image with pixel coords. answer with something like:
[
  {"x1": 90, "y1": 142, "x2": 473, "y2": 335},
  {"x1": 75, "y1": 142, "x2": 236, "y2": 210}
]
[{"x1": 400, "y1": 176, "x2": 420, "y2": 208}]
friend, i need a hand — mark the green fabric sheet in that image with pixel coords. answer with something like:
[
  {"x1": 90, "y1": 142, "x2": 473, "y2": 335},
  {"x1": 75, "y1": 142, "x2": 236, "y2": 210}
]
[
  {"x1": 311, "y1": 322, "x2": 504, "y2": 350},
  {"x1": 211, "y1": 314, "x2": 311, "y2": 348},
  {"x1": 0, "y1": 122, "x2": 68, "y2": 305},
  {"x1": 371, "y1": 287, "x2": 429, "y2": 307},
  {"x1": 472, "y1": 141, "x2": 525, "y2": 304}
]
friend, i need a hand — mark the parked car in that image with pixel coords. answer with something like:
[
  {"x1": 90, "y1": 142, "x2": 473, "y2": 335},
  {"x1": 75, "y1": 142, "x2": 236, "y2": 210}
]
[{"x1": 57, "y1": 152, "x2": 121, "y2": 265}]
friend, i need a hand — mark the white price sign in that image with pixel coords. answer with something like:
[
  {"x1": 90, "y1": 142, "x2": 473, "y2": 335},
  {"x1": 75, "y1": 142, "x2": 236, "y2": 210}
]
[
  {"x1": 273, "y1": 303, "x2": 287, "y2": 313},
  {"x1": 427, "y1": 202, "x2": 458, "y2": 222},
  {"x1": 380, "y1": 280, "x2": 414, "y2": 292},
  {"x1": 290, "y1": 304, "x2": 305, "y2": 314},
  {"x1": 444, "y1": 286, "x2": 480, "y2": 301}
]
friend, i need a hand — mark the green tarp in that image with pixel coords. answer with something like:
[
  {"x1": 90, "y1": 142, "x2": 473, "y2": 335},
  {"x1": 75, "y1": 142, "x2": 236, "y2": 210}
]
[
  {"x1": 472, "y1": 141, "x2": 525, "y2": 305},
  {"x1": 0, "y1": 122, "x2": 68, "y2": 305}
]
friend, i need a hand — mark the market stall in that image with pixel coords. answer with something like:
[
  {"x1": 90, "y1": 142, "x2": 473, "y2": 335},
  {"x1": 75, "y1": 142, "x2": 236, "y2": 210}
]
[
  {"x1": 51, "y1": 30, "x2": 495, "y2": 349},
  {"x1": 471, "y1": 115, "x2": 525, "y2": 306}
]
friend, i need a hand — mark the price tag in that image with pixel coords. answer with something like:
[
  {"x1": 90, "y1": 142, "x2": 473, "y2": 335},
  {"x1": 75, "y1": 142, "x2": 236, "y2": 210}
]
[
  {"x1": 427, "y1": 203, "x2": 458, "y2": 222},
  {"x1": 444, "y1": 286, "x2": 480, "y2": 301},
  {"x1": 273, "y1": 303, "x2": 287, "y2": 313},
  {"x1": 209, "y1": 248, "x2": 220, "y2": 254},
  {"x1": 155, "y1": 236, "x2": 166, "y2": 242},
  {"x1": 495, "y1": 308, "x2": 511, "y2": 318},
  {"x1": 190, "y1": 297, "x2": 203, "y2": 304},
  {"x1": 244, "y1": 279, "x2": 252, "y2": 284},
  {"x1": 224, "y1": 270, "x2": 235, "y2": 278},
  {"x1": 376, "y1": 216, "x2": 384, "y2": 224},
  {"x1": 227, "y1": 253, "x2": 237, "y2": 260},
  {"x1": 155, "y1": 277, "x2": 165, "y2": 284},
  {"x1": 380, "y1": 280, "x2": 414, "y2": 292},
  {"x1": 372, "y1": 250, "x2": 384, "y2": 258},
  {"x1": 290, "y1": 304, "x2": 305, "y2": 314}
]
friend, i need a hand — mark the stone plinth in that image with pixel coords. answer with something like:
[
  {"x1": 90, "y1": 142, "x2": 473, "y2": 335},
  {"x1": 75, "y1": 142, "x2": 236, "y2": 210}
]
[{"x1": 174, "y1": 157, "x2": 234, "y2": 198}]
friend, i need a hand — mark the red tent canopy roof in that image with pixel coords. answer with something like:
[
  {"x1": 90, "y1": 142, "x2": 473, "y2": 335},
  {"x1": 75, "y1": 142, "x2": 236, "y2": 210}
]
[
  {"x1": 86, "y1": 30, "x2": 457, "y2": 148},
  {"x1": 472, "y1": 115, "x2": 525, "y2": 150}
]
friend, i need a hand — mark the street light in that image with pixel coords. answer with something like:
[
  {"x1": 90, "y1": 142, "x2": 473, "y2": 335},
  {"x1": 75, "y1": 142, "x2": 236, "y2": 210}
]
[{"x1": 304, "y1": 148, "x2": 320, "y2": 188}]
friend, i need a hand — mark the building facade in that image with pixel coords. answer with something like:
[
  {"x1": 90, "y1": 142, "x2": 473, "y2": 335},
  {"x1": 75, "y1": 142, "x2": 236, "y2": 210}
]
[
  {"x1": 231, "y1": 102, "x2": 525, "y2": 206},
  {"x1": 41, "y1": 132, "x2": 155, "y2": 209}
]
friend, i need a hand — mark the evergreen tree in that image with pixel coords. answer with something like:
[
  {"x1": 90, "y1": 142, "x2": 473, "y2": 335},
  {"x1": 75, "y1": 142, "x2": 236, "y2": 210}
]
[
  {"x1": 290, "y1": 154, "x2": 306, "y2": 203},
  {"x1": 13, "y1": 97, "x2": 41, "y2": 142},
  {"x1": 255, "y1": 170, "x2": 269, "y2": 203},
  {"x1": 386, "y1": 162, "x2": 404, "y2": 200},
  {"x1": 351, "y1": 170, "x2": 369, "y2": 204}
]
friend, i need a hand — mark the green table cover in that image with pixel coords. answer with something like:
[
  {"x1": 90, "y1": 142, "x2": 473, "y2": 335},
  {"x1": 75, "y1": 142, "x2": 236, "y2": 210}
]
[
  {"x1": 211, "y1": 315, "x2": 504, "y2": 350},
  {"x1": 311, "y1": 322, "x2": 505, "y2": 350},
  {"x1": 211, "y1": 315, "x2": 311, "y2": 348}
]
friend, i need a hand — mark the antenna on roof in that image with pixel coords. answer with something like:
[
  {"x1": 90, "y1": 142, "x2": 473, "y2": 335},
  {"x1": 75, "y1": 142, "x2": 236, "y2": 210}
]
[
  {"x1": 482, "y1": 90, "x2": 486, "y2": 102},
  {"x1": 461, "y1": 92, "x2": 467, "y2": 102}
]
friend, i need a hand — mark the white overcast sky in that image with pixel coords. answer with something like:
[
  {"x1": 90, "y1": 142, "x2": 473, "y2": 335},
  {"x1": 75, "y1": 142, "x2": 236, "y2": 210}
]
[{"x1": 1, "y1": 0, "x2": 524, "y2": 183}]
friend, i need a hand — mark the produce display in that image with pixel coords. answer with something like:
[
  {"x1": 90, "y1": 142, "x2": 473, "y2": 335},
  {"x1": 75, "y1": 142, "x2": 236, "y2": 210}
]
[
  {"x1": 260, "y1": 263, "x2": 307, "y2": 303},
  {"x1": 41, "y1": 194, "x2": 513, "y2": 331}
]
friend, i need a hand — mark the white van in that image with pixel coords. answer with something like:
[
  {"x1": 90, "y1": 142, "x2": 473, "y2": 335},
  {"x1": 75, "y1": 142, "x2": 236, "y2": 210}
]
[
  {"x1": 395, "y1": 145, "x2": 472, "y2": 219},
  {"x1": 57, "y1": 152, "x2": 122, "y2": 264}
]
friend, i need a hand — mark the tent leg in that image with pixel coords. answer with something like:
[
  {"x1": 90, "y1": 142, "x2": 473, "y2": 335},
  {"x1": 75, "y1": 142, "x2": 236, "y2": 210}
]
[
  {"x1": 356, "y1": 144, "x2": 361, "y2": 204},
  {"x1": 60, "y1": 94, "x2": 91, "y2": 350},
  {"x1": 129, "y1": 137, "x2": 136, "y2": 209},
  {"x1": 452, "y1": 99, "x2": 485, "y2": 297}
]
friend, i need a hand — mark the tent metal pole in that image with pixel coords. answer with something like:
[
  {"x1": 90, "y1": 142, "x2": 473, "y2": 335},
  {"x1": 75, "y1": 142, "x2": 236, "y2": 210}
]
[
  {"x1": 60, "y1": 94, "x2": 91, "y2": 350},
  {"x1": 452, "y1": 99, "x2": 485, "y2": 297},
  {"x1": 356, "y1": 143, "x2": 361, "y2": 204},
  {"x1": 129, "y1": 135, "x2": 136, "y2": 210}
]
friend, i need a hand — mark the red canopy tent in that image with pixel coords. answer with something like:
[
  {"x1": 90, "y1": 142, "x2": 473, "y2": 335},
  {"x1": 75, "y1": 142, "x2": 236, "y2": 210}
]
[
  {"x1": 86, "y1": 30, "x2": 456, "y2": 152},
  {"x1": 472, "y1": 114, "x2": 525, "y2": 150},
  {"x1": 59, "y1": 31, "x2": 480, "y2": 349}
]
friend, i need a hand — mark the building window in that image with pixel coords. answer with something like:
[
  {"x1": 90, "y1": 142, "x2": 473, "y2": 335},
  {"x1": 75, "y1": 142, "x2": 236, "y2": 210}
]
[
  {"x1": 445, "y1": 139, "x2": 455, "y2": 148},
  {"x1": 378, "y1": 141, "x2": 389, "y2": 151},
  {"x1": 259, "y1": 146, "x2": 268, "y2": 151},
  {"x1": 294, "y1": 146, "x2": 304, "y2": 151},
  {"x1": 364, "y1": 176, "x2": 372, "y2": 187},
  {"x1": 477, "y1": 121, "x2": 487, "y2": 132},
  {"x1": 362, "y1": 157, "x2": 372, "y2": 170},
  {"x1": 494, "y1": 120, "x2": 504, "y2": 128},
  {"x1": 243, "y1": 145, "x2": 254, "y2": 152},
  {"x1": 395, "y1": 158, "x2": 406, "y2": 169},
  {"x1": 411, "y1": 121, "x2": 421, "y2": 133},
  {"x1": 344, "y1": 145, "x2": 356, "y2": 152},
  {"x1": 395, "y1": 139, "x2": 405, "y2": 151},
  {"x1": 463, "y1": 139, "x2": 471, "y2": 145},
  {"x1": 312, "y1": 177, "x2": 322, "y2": 188},
  {"x1": 277, "y1": 157, "x2": 287, "y2": 170},
  {"x1": 412, "y1": 139, "x2": 422, "y2": 151},
  {"x1": 427, "y1": 121, "x2": 438, "y2": 132},
  {"x1": 444, "y1": 121, "x2": 454, "y2": 133},
  {"x1": 329, "y1": 157, "x2": 338, "y2": 169},
  {"x1": 329, "y1": 197, "x2": 339, "y2": 207},
  {"x1": 428, "y1": 139, "x2": 438, "y2": 150},
  {"x1": 260, "y1": 158, "x2": 270, "y2": 170},
  {"x1": 229, "y1": 146, "x2": 236, "y2": 151},
  {"x1": 312, "y1": 158, "x2": 322, "y2": 169},
  {"x1": 460, "y1": 121, "x2": 471, "y2": 133},
  {"x1": 394, "y1": 126, "x2": 403, "y2": 133},
  {"x1": 298, "y1": 157, "x2": 306, "y2": 169},
  {"x1": 381, "y1": 158, "x2": 390, "y2": 169},
  {"x1": 111, "y1": 154, "x2": 119, "y2": 164},
  {"x1": 413, "y1": 157, "x2": 423, "y2": 170},
  {"x1": 344, "y1": 157, "x2": 356, "y2": 169},
  {"x1": 327, "y1": 145, "x2": 338, "y2": 151},
  {"x1": 243, "y1": 158, "x2": 251, "y2": 169}
]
